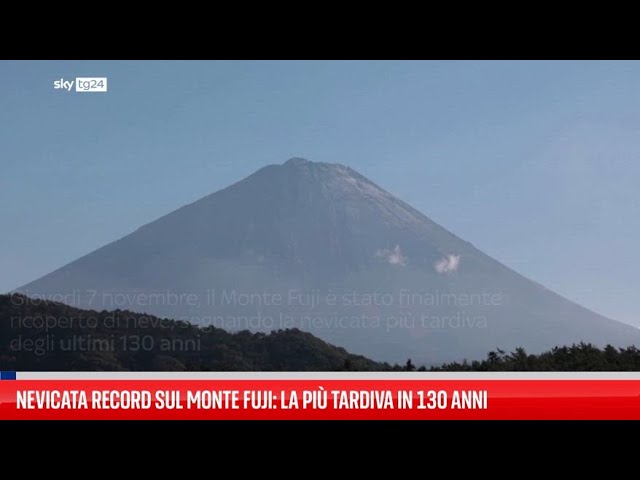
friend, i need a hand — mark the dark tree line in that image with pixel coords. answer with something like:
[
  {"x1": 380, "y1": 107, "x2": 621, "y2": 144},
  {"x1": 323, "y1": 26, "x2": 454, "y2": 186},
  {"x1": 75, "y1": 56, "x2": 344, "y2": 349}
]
[
  {"x1": 427, "y1": 343, "x2": 640, "y2": 371},
  {"x1": 0, "y1": 294, "x2": 381, "y2": 371}
]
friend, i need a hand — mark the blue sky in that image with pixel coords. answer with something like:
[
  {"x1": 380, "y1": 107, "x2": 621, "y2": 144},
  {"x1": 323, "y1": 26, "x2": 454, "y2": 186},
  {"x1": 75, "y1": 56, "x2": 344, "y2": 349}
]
[{"x1": 1, "y1": 60, "x2": 639, "y2": 326}]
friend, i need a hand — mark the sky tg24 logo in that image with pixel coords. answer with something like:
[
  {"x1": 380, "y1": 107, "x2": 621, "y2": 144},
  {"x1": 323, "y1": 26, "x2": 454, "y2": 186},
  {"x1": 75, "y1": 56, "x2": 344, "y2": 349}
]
[{"x1": 53, "y1": 77, "x2": 108, "y2": 93}]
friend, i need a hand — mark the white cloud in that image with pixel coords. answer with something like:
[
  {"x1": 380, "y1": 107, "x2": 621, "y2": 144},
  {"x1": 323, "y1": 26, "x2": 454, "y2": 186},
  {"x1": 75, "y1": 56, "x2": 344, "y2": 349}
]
[
  {"x1": 435, "y1": 254, "x2": 460, "y2": 274},
  {"x1": 376, "y1": 245, "x2": 407, "y2": 266}
]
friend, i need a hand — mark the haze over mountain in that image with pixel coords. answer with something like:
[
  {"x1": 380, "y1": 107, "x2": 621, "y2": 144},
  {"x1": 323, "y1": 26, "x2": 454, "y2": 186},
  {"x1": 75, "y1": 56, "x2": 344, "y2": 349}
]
[{"x1": 17, "y1": 158, "x2": 640, "y2": 364}]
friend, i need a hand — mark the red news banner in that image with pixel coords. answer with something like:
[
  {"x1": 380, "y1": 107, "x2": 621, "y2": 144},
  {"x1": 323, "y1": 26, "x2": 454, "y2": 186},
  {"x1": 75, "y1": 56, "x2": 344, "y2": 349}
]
[{"x1": 1, "y1": 376, "x2": 640, "y2": 419}]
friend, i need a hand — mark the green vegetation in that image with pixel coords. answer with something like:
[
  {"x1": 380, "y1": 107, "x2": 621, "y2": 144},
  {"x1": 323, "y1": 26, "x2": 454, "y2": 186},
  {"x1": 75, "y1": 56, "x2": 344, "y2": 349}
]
[
  {"x1": 0, "y1": 294, "x2": 382, "y2": 371},
  {"x1": 430, "y1": 344, "x2": 640, "y2": 371}
]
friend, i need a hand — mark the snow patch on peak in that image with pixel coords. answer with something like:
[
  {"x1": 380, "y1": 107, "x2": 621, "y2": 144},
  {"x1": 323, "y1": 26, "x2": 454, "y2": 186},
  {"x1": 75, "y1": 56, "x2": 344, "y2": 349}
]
[
  {"x1": 333, "y1": 167, "x2": 389, "y2": 199},
  {"x1": 284, "y1": 157, "x2": 310, "y2": 166}
]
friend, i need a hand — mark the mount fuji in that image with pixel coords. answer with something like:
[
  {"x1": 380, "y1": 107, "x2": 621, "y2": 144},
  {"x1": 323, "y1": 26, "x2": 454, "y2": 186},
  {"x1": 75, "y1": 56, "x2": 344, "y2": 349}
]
[{"x1": 17, "y1": 158, "x2": 640, "y2": 364}]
